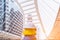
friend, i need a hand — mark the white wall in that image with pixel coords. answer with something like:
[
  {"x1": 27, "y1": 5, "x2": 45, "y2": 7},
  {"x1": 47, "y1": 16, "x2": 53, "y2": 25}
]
[
  {"x1": 17, "y1": 0, "x2": 60, "y2": 39},
  {"x1": 37, "y1": 0, "x2": 59, "y2": 39}
]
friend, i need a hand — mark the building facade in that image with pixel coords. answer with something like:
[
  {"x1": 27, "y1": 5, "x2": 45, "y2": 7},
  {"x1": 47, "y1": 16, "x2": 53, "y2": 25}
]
[
  {"x1": 0, "y1": 0, "x2": 5, "y2": 30},
  {"x1": 0, "y1": 0, "x2": 23, "y2": 38}
]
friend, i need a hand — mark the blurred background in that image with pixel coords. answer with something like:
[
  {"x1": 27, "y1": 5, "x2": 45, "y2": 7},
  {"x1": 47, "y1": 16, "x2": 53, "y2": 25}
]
[{"x1": 0, "y1": 0, "x2": 60, "y2": 40}]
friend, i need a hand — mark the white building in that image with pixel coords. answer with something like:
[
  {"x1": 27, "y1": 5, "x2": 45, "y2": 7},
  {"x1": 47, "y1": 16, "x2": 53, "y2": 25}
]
[
  {"x1": 0, "y1": 0, "x2": 5, "y2": 30},
  {"x1": 0, "y1": 0, "x2": 23, "y2": 40},
  {"x1": 16, "y1": 0, "x2": 60, "y2": 40}
]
